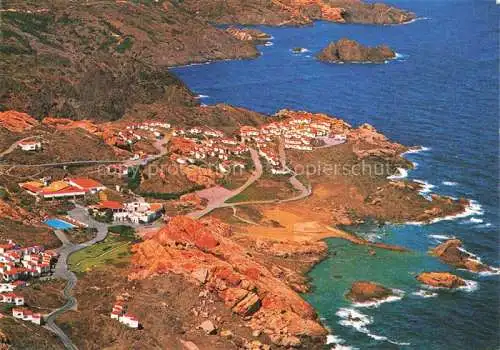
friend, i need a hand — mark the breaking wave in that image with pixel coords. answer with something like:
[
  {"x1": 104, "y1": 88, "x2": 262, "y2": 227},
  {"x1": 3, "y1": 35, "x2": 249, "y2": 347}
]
[
  {"x1": 336, "y1": 308, "x2": 410, "y2": 346},
  {"x1": 429, "y1": 199, "x2": 483, "y2": 224},
  {"x1": 402, "y1": 146, "x2": 431, "y2": 155},
  {"x1": 412, "y1": 289, "x2": 438, "y2": 298},
  {"x1": 352, "y1": 289, "x2": 405, "y2": 308},
  {"x1": 414, "y1": 179, "x2": 435, "y2": 199},
  {"x1": 387, "y1": 167, "x2": 408, "y2": 180},
  {"x1": 442, "y1": 181, "x2": 458, "y2": 186}
]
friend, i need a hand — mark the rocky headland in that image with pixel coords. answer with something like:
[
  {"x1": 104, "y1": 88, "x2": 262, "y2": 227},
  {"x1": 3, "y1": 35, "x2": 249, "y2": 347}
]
[
  {"x1": 178, "y1": 0, "x2": 415, "y2": 26},
  {"x1": 226, "y1": 27, "x2": 272, "y2": 44},
  {"x1": 129, "y1": 216, "x2": 328, "y2": 347},
  {"x1": 431, "y1": 239, "x2": 497, "y2": 273},
  {"x1": 317, "y1": 38, "x2": 396, "y2": 63}
]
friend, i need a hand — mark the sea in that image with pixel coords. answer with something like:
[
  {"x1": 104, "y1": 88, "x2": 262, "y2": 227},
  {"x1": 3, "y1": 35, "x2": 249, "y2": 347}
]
[{"x1": 172, "y1": 0, "x2": 499, "y2": 348}]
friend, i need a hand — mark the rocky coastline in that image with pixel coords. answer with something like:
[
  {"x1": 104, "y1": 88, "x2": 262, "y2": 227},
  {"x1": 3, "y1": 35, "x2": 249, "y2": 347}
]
[
  {"x1": 0, "y1": 1, "x2": 485, "y2": 349},
  {"x1": 317, "y1": 38, "x2": 396, "y2": 63}
]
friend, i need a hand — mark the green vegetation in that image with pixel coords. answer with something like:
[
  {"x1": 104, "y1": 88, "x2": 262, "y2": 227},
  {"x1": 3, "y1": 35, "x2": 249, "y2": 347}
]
[
  {"x1": 116, "y1": 36, "x2": 134, "y2": 53},
  {"x1": 3, "y1": 12, "x2": 57, "y2": 47},
  {"x1": 127, "y1": 166, "x2": 142, "y2": 190},
  {"x1": 225, "y1": 184, "x2": 278, "y2": 203},
  {"x1": 68, "y1": 235, "x2": 132, "y2": 274},
  {"x1": 140, "y1": 184, "x2": 204, "y2": 200},
  {"x1": 108, "y1": 225, "x2": 136, "y2": 239},
  {"x1": 0, "y1": 188, "x2": 9, "y2": 200},
  {"x1": 90, "y1": 208, "x2": 113, "y2": 223}
]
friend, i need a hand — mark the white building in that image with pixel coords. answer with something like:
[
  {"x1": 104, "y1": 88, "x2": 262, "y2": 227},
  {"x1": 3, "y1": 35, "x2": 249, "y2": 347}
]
[{"x1": 18, "y1": 140, "x2": 42, "y2": 151}]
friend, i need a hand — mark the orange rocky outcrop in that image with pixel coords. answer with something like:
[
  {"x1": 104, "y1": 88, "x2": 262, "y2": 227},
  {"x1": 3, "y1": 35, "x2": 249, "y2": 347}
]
[
  {"x1": 170, "y1": 137, "x2": 197, "y2": 155},
  {"x1": 226, "y1": 27, "x2": 271, "y2": 42},
  {"x1": 431, "y1": 239, "x2": 495, "y2": 273},
  {"x1": 176, "y1": 193, "x2": 206, "y2": 210},
  {"x1": 181, "y1": 165, "x2": 221, "y2": 188},
  {"x1": 348, "y1": 123, "x2": 406, "y2": 159},
  {"x1": 345, "y1": 281, "x2": 393, "y2": 303},
  {"x1": 130, "y1": 216, "x2": 327, "y2": 346},
  {"x1": 42, "y1": 117, "x2": 100, "y2": 134},
  {"x1": 416, "y1": 272, "x2": 466, "y2": 289},
  {"x1": 0, "y1": 110, "x2": 39, "y2": 133}
]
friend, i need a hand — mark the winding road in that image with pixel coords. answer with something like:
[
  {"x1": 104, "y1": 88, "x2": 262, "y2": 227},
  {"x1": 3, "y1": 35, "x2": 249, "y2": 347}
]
[
  {"x1": 189, "y1": 144, "x2": 312, "y2": 218},
  {"x1": 188, "y1": 148, "x2": 263, "y2": 219},
  {"x1": 44, "y1": 206, "x2": 110, "y2": 350}
]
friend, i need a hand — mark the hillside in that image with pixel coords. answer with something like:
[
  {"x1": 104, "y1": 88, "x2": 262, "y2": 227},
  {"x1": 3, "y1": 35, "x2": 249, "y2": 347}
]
[
  {"x1": 0, "y1": 0, "x2": 259, "y2": 121},
  {"x1": 177, "y1": 0, "x2": 415, "y2": 25}
]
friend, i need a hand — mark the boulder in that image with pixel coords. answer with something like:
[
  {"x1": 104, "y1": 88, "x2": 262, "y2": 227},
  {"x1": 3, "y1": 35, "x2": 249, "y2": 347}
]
[
  {"x1": 416, "y1": 272, "x2": 466, "y2": 289},
  {"x1": 316, "y1": 38, "x2": 395, "y2": 63},
  {"x1": 232, "y1": 292, "x2": 261, "y2": 316},
  {"x1": 345, "y1": 281, "x2": 393, "y2": 303},
  {"x1": 180, "y1": 340, "x2": 200, "y2": 350},
  {"x1": 199, "y1": 320, "x2": 217, "y2": 335},
  {"x1": 192, "y1": 268, "x2": 209, "y2": 284}
]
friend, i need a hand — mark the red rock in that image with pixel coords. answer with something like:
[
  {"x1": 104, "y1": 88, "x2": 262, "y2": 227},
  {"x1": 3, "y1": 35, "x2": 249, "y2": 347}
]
[
  {"x1": 416, "y1": 272, "x2": 466, "y2": 289},
  {"x1": 317, "y1": 38, "x2": 395, "y2": 63},
  {"x1": 431, "y1": 239, "x2": 492, "y2": 273},
  {"x1": 232, "y1": 291, "x2": 261, "y2": 316},
  {"x1": 345, "y1": 281, "x2": 393, "y2": 303},
  {"x1": 129, "y1": 215, "x2": 327, "y2": 346},
  {"x1": 0, "y1": 110, "x2": 38, "y2": 132}
]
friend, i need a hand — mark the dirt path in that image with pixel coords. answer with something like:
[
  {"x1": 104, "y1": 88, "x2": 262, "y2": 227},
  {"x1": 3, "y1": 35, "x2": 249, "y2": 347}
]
[{"x1": 0, "y1": 137, "x2": 34, "y2": 158}]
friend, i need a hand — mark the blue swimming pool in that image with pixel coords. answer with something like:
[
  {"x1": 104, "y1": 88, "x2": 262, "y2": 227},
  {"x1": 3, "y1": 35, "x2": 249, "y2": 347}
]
[{"x1": 45, "y1": 218, "x2": 75, "y2": 230}]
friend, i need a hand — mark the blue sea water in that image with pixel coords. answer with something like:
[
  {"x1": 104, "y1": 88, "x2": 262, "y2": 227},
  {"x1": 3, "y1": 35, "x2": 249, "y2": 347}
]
[{"x1": 172, "y1": 0, "x2": 499, "y2": 348}]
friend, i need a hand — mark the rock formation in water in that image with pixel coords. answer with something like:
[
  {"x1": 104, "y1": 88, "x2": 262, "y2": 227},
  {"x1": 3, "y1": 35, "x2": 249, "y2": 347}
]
[
  {"x1": 345, "y1": 281, "x2": 393, "y2": 302},
  {"x1": 431, "y1": 239, "x2": 495, "y2": 273},
  {"x1": 317, "y1": 38, "x2": 396, "y2": 63},
  {"x1": 416, "y1": 272, "x2": 466, "y2": 289}
]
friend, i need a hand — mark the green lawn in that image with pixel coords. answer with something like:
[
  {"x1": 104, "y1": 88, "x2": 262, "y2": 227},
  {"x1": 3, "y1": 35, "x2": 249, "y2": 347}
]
[{"x1": 68, "y1": 236, "x2": 132, "y2": 273}]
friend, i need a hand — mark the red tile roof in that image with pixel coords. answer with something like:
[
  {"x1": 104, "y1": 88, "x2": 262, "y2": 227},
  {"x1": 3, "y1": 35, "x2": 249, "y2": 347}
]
[
  {"x1": 68, "y1": 178, "x2": 104, "y2": 190},
  {"x1": 97, "y1": 201, "x2": 124, "y2": 210}
]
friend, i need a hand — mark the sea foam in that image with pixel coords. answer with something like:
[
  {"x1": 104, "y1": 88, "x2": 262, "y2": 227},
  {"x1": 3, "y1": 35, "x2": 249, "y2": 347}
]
[
  {"x1": 336, "y1": 307, "x2": 410, "y2": 346},
  {"x1": 414, "y1": 179, "x2": 435, "y2": 199},
  {"x1": 428, "y1": 234, "x2": 455, "y2": 241},
  {"x1": 402, "y1": 146, "x2": 431, "y2": 155},
  {"x1": 428, "y1": 199, "x2": 483, "y2": 224},
  {"x1": 326, "y1": 335, "x2": 357, "y2": 350},
  {"x1": 442, "y1": 181, "x2": 458, "y2": 186},
  {"x1": 387, "y1": 167, "x2": 408, "y2": 180},
  {"x1": 412, "y1": 289, "x2": 438, "y2": 298},
  {"x1": 352, "y1": 289, "x2": 405, "y2": 308}
]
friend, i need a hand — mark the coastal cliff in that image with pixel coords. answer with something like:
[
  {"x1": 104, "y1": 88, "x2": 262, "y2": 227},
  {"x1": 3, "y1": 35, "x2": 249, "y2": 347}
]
[
  {"x1": 317, "y1": 38, "x2": 396, "y2": 63},
  {"x1": 178, "y1": 0, "x2": 415, "y2": 26}
]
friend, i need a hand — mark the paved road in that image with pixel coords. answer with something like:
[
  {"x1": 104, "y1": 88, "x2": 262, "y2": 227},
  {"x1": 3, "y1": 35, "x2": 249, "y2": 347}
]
[
  {"x1": 188, "y1": 148, "x2": 263, "y2": 219},
  {"x1": 44, "y1": 206, "x2": 109, "y2": 350}
]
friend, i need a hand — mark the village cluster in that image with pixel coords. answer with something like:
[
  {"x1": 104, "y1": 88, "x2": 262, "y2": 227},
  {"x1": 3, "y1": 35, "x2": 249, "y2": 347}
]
[
  {"x1": 169, "y1": 126, "x2": 249, "y2": 174},
  {"x1": 19, "y1": 175, "x2": 165, "y2": 225},
  {"x1": 0, "y1": 240, "x2": 59, "y2": 326},
  {"x1": 240, "y1": 111, "x2": 347, "y2": 174}
]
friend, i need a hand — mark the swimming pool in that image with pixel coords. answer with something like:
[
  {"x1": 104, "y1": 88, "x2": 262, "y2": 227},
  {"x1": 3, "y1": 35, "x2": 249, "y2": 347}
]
[{"x1": 45, "y1": 218, "x2": 75, "y2": 230}]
